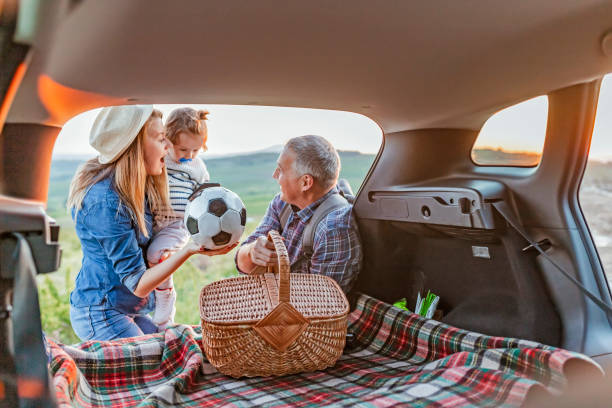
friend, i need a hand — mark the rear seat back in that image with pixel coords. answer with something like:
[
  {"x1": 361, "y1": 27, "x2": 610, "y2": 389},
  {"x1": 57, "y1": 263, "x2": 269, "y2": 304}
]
[{"x1": 352, "y1": 178, "x2": 562, "y2": 346}]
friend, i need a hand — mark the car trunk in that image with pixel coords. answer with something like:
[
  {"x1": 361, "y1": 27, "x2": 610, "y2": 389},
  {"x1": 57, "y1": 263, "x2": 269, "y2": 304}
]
[
  {"x1": 350, "y1": 82, "x2": 612, "y2": 357},
  {"x1": 354, "y1": 216, "x2": 562, "y2": 346}
]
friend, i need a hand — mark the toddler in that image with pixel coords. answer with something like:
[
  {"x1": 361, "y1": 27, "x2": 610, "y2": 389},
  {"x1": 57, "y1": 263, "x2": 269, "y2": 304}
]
[{"x1": 147, "y1": 108, "x2": 210, "y2": 328}]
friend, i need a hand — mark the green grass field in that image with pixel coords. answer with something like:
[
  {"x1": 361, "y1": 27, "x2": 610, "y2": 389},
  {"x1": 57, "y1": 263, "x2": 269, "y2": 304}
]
[{"x1": 40, "y1": 151, "x2": 375, "y2": 344}]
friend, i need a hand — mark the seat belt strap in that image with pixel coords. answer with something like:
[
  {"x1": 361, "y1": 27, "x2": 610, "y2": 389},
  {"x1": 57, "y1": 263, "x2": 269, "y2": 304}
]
[
  {"x1": 492, "y1": 201, "x2": 612, "y2": 316},
  {"x1": 278, "y1": 193, "x2": 349, "y2": 262},
  {"x1": 301, "y1": 194, "x2": 349, "y2": 258},
  {"x1": 279, "y1": 203, "x2": 292, "y2": 234}
]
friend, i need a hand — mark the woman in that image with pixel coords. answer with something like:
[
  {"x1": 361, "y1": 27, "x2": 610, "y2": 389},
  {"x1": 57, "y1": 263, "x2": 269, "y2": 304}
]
[{"x1": 67, "y1": 105, "x2": 233, "y2": 341}]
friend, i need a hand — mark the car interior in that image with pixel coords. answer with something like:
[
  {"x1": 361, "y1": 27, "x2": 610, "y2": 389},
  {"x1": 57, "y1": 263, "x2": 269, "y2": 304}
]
[{"x1": 2, "y1": 0, "x2": 612, "y2": 405}]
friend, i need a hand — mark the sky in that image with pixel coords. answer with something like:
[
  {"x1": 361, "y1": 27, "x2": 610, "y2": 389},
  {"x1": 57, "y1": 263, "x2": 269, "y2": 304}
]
[
  {"x1": 53, "y1": 75, "x2": 612, "y2": 161},
  {"x1": 475, "y1": 75, "x2": 612, "y2": 161},
  {"x1": 53, "y1": 105, "x2": 384, "y2": 158},
  {"x1": 591, "y1": 75, "x2": 612, "y2": 161},
  {"x1": 473, "y1": 95, "x2": 548, "y2": 153}
]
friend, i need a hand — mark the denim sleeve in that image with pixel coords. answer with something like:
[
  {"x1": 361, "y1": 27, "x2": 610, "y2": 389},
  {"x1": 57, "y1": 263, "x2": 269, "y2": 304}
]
[{"x1": 81, "y1": 199, "x2": 147, "y2": 294}]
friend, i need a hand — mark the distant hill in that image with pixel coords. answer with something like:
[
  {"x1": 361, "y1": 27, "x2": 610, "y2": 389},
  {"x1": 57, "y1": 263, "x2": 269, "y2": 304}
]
[
  {"x1": 200, "y1": 144, "x2": 284, "y2": 160},
  {"x1": 471, "y1": 148, "x2": 540, "y2": 166},
  {"x1": 471, "y1": 149, "x2": 612, "y2": 186},
  {"x1": 46, "y1": 150, "x2": 376, "y2": 217}
]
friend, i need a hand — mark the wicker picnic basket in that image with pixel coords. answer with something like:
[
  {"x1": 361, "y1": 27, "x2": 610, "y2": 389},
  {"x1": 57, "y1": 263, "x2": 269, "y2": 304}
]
[{"x1": 199, "y1": 230, "x2": 349, "y2": 378}]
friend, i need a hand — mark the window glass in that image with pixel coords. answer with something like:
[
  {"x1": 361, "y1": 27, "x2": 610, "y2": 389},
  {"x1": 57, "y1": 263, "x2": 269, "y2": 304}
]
[
  {"x1": 471, "y1": 96, "x2": 548, "y2": 166},
  {"x1": 580, "y1": 74, "x2": 612, "y2": 283}
]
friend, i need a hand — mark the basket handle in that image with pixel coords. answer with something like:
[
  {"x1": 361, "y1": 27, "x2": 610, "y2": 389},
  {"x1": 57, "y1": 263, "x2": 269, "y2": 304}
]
[{"x1": 266, "y1": 230, "x2": 291, "y2": 303}]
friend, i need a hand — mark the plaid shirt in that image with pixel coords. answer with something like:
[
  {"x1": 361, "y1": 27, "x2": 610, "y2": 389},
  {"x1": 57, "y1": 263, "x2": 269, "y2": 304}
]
[{"x1": 237, "y1": 187, "x2": 362, "y2": 292}]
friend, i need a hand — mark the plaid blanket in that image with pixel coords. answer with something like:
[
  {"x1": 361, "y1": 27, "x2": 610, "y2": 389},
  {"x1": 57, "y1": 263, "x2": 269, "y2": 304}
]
[{"x1": 48, "y1": 294, "x2": 602, "y2": 407}]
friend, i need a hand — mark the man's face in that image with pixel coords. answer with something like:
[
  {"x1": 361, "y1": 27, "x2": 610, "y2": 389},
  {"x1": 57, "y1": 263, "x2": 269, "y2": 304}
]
[{"x1": 273, "y1": 148, "x2": 302, "y2": 204}]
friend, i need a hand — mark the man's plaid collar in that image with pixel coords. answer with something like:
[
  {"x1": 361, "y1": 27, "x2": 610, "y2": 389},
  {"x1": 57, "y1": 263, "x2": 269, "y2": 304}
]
[{"x1": 291, "y1": 187, "x2": 338, "y2": 223}]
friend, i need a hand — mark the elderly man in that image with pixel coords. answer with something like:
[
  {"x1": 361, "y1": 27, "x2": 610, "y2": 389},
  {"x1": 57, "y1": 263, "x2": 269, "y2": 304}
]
[{"x1": 236, "y1": 135, "x2": 362, "y2": 292}]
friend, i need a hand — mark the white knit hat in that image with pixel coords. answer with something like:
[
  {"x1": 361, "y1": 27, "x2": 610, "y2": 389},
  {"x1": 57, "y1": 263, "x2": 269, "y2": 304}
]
[{"x1": 90, "y1": 105, "x2": 155, "y2": 164}]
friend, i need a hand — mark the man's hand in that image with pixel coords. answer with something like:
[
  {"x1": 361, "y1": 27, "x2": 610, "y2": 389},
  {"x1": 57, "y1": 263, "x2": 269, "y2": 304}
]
[{"x1": 248, "y1": 235, "x2": 277, "y2": 266}]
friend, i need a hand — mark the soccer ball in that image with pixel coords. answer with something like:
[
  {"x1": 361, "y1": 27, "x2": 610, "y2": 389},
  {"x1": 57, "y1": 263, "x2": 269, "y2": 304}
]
[{"x1": 184, "y1": 187, "x2": 247, "y2": 249}]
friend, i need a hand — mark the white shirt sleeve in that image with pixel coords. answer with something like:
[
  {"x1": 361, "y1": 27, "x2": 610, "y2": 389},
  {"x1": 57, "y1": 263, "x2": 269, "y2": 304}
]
[{"x1": 198, "y1": 158, "x2": 210, "y2": 183}]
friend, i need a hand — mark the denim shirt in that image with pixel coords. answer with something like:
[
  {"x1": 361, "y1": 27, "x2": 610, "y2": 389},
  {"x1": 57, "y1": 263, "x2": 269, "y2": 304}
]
[{"x1": 69, "y1": 177, "x2": 155, "y2": 314}]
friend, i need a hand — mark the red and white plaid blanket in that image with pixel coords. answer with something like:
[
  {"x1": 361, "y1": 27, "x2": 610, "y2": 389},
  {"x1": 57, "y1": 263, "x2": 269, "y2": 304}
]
[{"x1": 48, "y1": 294, "x2": 602, "y2": 407}]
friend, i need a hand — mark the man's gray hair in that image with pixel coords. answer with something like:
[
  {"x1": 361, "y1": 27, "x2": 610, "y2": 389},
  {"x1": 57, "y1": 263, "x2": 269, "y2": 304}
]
[{"x1": 285, "y1": 135, "x2": 340, "y2": 189}]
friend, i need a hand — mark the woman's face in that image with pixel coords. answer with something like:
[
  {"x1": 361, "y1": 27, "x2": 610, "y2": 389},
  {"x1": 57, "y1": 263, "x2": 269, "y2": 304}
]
[{"x1": 143, "y1": 118, "x2": 169, "y2": 176}]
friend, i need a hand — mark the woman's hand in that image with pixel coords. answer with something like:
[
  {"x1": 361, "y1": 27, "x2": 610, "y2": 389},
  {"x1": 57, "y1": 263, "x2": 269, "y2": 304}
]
[{"x1": 184, "y1": 239, "x2": 238, "y2": 256}]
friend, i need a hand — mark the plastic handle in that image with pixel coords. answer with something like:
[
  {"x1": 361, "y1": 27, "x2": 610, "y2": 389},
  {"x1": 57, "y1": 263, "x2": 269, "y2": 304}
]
[{"x1": 267, "y1": 230, "x2": 291, "y2": 303}]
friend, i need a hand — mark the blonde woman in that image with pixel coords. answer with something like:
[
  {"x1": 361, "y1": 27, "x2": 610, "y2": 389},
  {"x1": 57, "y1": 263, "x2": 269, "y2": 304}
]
[{"x1": 67, "y1": 105, "x2": 234, "y2": 341}]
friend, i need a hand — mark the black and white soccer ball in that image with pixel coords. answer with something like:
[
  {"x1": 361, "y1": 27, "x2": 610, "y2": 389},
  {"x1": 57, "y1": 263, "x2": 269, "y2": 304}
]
[{"x1": 184, "y1": 187, "x2": 247, "y2": 249}]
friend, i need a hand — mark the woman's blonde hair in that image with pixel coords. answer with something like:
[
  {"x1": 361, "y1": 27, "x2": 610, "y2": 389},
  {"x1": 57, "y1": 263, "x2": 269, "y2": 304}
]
[
  {"x1": 67, "y1": 109, "x2": 171, "y2": 237},
  {"x1": 165, "y1": 108, "x2": 209, "y2": 151}
]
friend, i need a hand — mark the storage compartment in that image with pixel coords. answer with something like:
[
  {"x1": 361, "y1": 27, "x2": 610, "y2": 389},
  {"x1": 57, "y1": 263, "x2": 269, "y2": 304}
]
[{"x1": 353, "y1": 179, "x2": 562, "y2": 346}]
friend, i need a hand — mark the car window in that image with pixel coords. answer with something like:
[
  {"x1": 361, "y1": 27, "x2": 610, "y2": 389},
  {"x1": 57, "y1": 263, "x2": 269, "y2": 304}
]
[
  {"x1": 579, "y1": 74, "x2": 612, "y2": 287},
  {"x1": 471, "y1": 96, "x2": 548, "y2": 167},
  {"x1": 42, "y1": 105, "x2": 382, "y2": 344}
]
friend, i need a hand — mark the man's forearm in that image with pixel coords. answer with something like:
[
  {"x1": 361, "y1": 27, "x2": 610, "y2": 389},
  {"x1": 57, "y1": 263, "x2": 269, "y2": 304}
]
[{"x1": 236, "y1": 243, "x2": 256, "y2": 274}]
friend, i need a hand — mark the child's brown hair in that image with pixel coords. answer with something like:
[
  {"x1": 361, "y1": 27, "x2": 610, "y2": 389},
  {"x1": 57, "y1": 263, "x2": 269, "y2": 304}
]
[{"x1": 165, "y1": 108, "x2": 209, "y2": 151}]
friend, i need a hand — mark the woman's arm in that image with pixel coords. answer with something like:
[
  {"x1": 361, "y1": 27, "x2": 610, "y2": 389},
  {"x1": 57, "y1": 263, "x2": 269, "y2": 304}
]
[
  {"x1": 133, "y1": 241, "x2": 237, "y2": 298},
  {"x1": 82, "y1": 195, "x2": 235, "y2": 299}
]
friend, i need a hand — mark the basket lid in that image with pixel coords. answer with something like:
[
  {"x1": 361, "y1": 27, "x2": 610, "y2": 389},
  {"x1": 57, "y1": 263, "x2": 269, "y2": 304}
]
[{"x1": 200, "y1": 273, "x2": 349, "y2": 323}]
